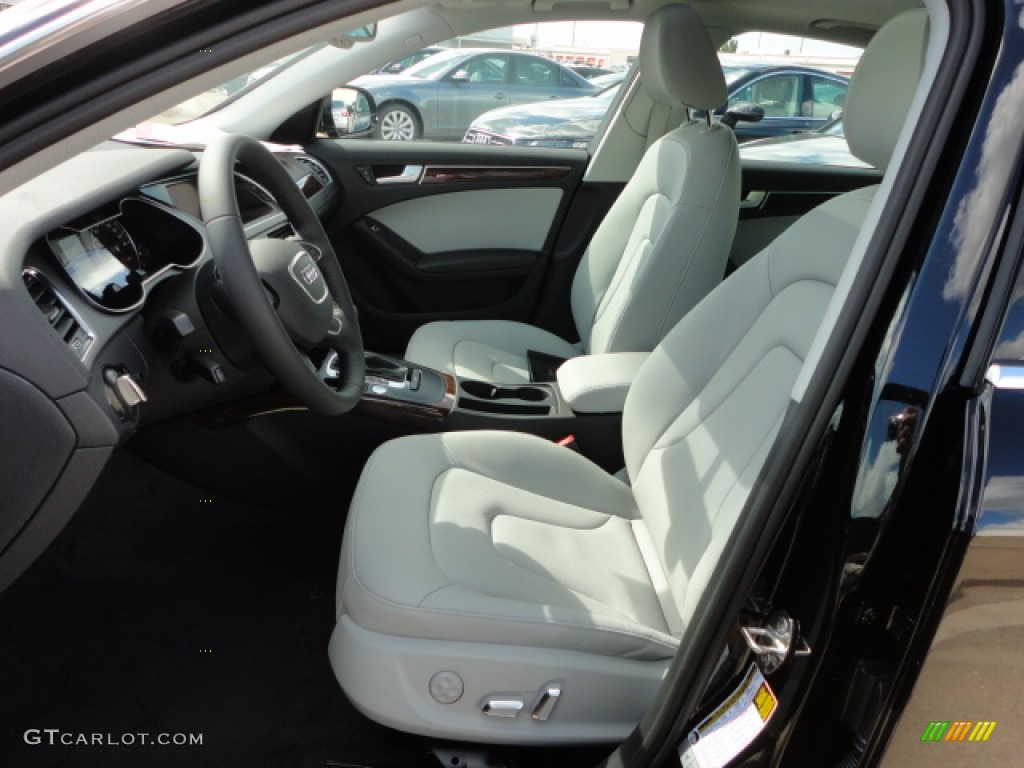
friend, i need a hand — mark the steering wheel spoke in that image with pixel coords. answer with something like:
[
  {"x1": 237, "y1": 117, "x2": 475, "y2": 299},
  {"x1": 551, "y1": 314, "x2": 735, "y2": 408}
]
[{"x1": 200, "y1": 134, "x2": 365, "y2": 414}]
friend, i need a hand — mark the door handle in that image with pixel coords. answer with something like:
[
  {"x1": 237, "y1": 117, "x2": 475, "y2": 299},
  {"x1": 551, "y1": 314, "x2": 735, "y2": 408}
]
[
  {"x1": 494, "y1": 92, "x2": 506, "y2": 99},
  {"x1": 375, "y1": 165, "x2": 423, "y2": 185}
]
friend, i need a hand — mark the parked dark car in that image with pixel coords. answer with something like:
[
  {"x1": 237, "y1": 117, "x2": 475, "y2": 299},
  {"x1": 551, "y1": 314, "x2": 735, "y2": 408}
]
[
  {"x1": 715, "y1": 64, "x2": 848, "y2": 141},
  {"x1": 463, "y1": 64, "x2": 848, "y2": 148},
  {"x1": 464, "y1": 76, "x2": 623, "y2": 148},
  {"x1": 349, "y1": 48, "x2": 599, "y2": 140},
  {"x1": 738, "y1": 115, "x2": 870, "y2": 168}
]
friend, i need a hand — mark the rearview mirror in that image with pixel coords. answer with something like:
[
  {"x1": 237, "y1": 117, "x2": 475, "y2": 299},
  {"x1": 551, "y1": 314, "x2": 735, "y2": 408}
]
[
  {"x1": 451, "y1": 70, "x2": 470, "y2": 83},
  {"x1": 721, "y1": 101, "x2": 765, "y2": 129},
  {"x1": 321, "y1": 87, "x2": 377, "y2": 138},
  {"x1": 329, "y1": 23, "x2": 378, "y2": 49}
]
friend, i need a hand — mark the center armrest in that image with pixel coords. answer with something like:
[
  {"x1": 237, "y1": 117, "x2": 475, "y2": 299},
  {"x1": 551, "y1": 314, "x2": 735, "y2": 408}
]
[{"x1": 556, "y1": 352, "x2": 650, "y2": 414}]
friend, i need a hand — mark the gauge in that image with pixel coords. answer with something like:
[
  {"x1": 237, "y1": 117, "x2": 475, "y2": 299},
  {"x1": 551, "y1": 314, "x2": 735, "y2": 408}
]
[{"x1": 90, "y1": 219, "x2": 140, "y2": 272}]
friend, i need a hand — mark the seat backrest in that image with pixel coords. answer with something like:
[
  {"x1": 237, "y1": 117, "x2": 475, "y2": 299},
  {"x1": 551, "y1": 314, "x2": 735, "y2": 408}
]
[
  {"x1": 621, "y1": 9, "x2": 929, "y2": 633},
  {"x1": 570, "y1": 4, "x2": 739, "y2": 356}
]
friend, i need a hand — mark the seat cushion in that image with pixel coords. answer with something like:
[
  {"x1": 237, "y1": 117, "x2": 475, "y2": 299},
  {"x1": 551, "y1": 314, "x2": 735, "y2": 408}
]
[
  {"x1": 405, "y1": 320, "x2": 581, "y2": 383},
  {"x1": 337, "y1": 430, "x2": 679, "y2": 661}
]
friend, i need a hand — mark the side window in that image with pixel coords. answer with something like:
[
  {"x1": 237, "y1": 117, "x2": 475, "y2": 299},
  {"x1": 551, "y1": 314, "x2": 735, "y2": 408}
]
[
  {"x1": 729, "y1": 74, "x2": 802, "y2": 118},
  {"x1": 804, "y1": 75, "x2": 847, "y2": 117},
  {"x1": 560, "y1": 69, "x2": 583, "y2": 88},
  {"x1": 513, "y1": 57, "x2": 561, "y2": 87},
  {"x1": 456, "y1": 55, "x2": 509, "y2": 83}
]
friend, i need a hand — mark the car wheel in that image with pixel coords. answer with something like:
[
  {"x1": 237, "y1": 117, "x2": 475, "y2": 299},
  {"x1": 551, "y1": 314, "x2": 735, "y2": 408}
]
[{"x1": 378, "y1": 104, "x2": 420, "y2": 141}]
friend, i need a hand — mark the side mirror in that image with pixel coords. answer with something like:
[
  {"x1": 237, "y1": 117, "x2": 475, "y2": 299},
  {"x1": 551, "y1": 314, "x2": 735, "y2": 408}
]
[
  {"x1": 721, "y1": 101, "x2": 765, "y2": 129},
  {"x1": 321, "y1": 86, "x2": 377, "y2": 138},
  {"x1": 451, "y1": 70, "x2": 470, "y2": 83}
]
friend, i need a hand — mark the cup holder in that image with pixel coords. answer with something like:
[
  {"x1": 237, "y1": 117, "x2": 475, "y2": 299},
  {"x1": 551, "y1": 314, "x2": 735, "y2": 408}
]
[{"x1": 461, "y1": 380, "x2": 548, "y2": 402}]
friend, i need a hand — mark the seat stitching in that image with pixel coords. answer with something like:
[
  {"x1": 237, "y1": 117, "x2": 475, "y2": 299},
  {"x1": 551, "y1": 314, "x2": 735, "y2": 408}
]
[
  {"x1": 697, "y1": 408, "x2": 787, "y2": 532},
  {"x1": 488, "y1": 514, "x2": 659, "y2": 628},
  {"x1": 651, "y1": 343, "x2": 802, "y2": 453},
  {"x1": 349, "y1": 571, "x2": 679, "y2": 654},
  {"x1": 656, "y1": 145, "x2": 737, "y2": 341},
  {"x1": 348, "y1": 448, "x2": 385, "y2": 578},
  {"x1": 599, "y1": 133, "x2": 718, "y2": 352},
  {"x1": 639, "y1": 276, "x2": 836, "y2": 464}
]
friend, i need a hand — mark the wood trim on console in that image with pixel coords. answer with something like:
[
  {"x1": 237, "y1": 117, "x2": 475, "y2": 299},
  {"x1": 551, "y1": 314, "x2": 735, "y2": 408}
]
[
  {"x1": 188, "y1": 373, "x2": 456, "y2": 430},
  {"x1": 353, "y1": 371, "x2": 456, "y2": 427}
]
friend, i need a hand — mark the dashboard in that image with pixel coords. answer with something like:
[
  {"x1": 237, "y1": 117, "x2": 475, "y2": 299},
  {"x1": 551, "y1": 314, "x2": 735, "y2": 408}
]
[
  {"x1": 46, "y1": 196, "x2": 204, "y2": 313},
  {"x1": 0, "y1": 141, "x2": 339, "y2": 593}
]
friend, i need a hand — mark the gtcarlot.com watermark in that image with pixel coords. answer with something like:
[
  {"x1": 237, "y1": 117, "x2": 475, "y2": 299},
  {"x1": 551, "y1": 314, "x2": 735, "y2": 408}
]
[{"x1": 24, "y1": 729, "x2": 202, "y2": 747}]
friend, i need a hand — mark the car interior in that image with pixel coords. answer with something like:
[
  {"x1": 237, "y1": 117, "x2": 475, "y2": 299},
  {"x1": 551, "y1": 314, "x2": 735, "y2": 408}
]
[{"x1": 0, "y1": 0, "x2": 945, "y2": 765}]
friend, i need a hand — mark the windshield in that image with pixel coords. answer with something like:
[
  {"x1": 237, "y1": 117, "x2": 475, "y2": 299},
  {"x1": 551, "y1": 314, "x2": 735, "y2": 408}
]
[{"x1": 145, "y1": 48, "x2": 316, "y2": 125}]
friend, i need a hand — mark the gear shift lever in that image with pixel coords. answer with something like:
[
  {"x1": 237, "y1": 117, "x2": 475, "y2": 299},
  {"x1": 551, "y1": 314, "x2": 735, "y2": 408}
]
[{"x1": 364, "y1": 353, "x2": 408, "y2": 383}]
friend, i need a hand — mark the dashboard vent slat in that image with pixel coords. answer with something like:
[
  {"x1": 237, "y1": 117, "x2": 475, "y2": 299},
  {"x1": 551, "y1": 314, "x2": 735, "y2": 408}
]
[{"x1": 22, "y1": 270, "x2": 94, "y2": 361}]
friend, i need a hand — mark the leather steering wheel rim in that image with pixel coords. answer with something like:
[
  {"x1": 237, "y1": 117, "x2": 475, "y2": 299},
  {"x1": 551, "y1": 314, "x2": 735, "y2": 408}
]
[{"x1": 199, "y1": 133, "x2": 365, "y2": 415}]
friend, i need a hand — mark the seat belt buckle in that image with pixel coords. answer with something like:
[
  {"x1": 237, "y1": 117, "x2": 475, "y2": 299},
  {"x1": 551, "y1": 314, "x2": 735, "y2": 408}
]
[{"x1": 556, "y1": 435, "x2": 581, "y2": 454}]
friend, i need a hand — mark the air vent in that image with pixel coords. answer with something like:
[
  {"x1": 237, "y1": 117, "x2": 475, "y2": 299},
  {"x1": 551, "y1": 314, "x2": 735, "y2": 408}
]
[
  {"x1": 295, "y1": 156, "x2": 332, "y2": 187},
  {"x1": 23, "y1": 270, "x2": 94, "y2": 361}
]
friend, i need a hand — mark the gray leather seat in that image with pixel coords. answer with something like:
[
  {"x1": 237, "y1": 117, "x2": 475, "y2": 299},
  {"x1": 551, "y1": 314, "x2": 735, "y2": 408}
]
[
  {"x1": 331, "y1": 9, "x2": 929, "y2": 746},
  {"x1": 405, "y1": 5, "x2": 740, "y2": 384}
]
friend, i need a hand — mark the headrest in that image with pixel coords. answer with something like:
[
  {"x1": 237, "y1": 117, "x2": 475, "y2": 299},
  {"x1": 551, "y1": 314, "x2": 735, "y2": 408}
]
[
  {"x1": 845, "y1": 9, "x2": 929, "y2": 171},
  {"x1": 639, "y1": 4, "x2": 726, "y2": 110}
]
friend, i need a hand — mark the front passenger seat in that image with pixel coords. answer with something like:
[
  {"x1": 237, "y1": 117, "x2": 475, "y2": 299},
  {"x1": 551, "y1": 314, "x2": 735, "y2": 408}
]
[
  {"x1": 330, "y1": 8, "x2": 928, "y2": 745},
  {"x1": 405, "y1": 4, "x2": 739, "y2": 384}
]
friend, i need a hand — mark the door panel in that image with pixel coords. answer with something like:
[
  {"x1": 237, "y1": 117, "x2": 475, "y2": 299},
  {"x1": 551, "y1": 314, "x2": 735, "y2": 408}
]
[
  {"x1": 367, "y1": 188, "x2": 563, "y2": 253},
  {"x1": 310, "y1": 140, "x2": 589, "y2": 352}
]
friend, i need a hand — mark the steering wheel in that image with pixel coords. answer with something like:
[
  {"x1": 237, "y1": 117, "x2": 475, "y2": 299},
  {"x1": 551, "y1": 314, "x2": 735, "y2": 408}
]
[{"x1": 199, "y1": 134, "x2": 365, "y2": 415}]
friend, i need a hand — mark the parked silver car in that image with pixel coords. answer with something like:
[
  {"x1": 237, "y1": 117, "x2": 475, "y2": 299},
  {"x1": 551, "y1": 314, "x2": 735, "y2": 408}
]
[{"x1": 348, "y1": 48, "x2": 599, "y2": 141}]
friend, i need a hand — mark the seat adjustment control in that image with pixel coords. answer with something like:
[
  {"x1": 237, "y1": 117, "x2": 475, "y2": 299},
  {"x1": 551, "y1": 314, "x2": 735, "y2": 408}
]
[
  {"x1": 531, "y1": 684, "x2": 561, "y2": 721},
  {"x1": 482, "y1": 697, "x2": 524, "y2": 718}
]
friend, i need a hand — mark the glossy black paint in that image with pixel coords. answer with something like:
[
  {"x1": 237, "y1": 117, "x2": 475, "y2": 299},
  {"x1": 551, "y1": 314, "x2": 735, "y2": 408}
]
[
  {"x1": 747, "y1": 0, "x2": 1024, "y2": 765},
  {"x1": 653, "y1": 2, "x2": 1024, "y2": 767}
]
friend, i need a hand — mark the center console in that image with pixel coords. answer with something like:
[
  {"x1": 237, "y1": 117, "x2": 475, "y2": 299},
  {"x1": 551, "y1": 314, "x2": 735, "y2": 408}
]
[{"x1": 338, "y1": 351, "x2": 622, "y2": 471}]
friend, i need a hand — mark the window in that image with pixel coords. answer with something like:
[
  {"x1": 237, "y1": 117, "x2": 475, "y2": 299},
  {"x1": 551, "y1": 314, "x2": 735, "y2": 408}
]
[
  {"x1": 336, "y1": 21, "x2": 641, "y2": 146},
  {"x1": 729, "y1": 73, "x2": 802, "y2": 118},
  {"x1": 513, "y1": 56, "x2": 561, "y2": 87},
  {"x1": 805, "y1": 75, "x2": 847, "y2": 117},
  {"x1": 560, "y1": 69, "x2": 584, "y2": 88},
  {"x1": 457, "y1": 55, "x2": 509, "y2": 84}
]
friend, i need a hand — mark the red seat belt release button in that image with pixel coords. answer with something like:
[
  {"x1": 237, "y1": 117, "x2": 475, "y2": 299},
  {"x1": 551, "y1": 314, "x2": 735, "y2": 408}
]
[{"x1": 556, "y1": 435, "x2": 581, "y2": 453}]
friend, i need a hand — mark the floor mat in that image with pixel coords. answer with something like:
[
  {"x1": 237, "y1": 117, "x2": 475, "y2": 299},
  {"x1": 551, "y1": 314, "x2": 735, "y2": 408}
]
[{"x1": 0, "y1": 448, "x2": 424, "y2": 768}]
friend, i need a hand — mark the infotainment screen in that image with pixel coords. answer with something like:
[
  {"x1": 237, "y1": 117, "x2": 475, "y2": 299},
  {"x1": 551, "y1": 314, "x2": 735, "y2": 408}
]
[{"x1": 49, "y1": 231, "x2": 141, "y2": 311}]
